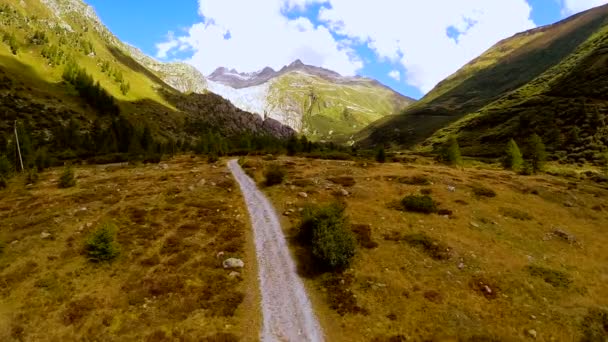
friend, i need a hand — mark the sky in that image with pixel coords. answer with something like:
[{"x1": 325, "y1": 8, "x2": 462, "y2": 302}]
[{"x1": 86, "y1": 0, "x2": 608, "y2": 99}]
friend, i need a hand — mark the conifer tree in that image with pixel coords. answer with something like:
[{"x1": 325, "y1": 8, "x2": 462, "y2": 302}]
[
  {"x1": 529, "y1": 134, "x2": 547, "y2": 173},
  {"x1": 375, "y1": 146, "x2": 386, "y2": 163},
  {"x1": 503, "y1": 139, "x2": 523, "y2": 171},
  {"x1": 443, "y1": 136, "x2": 462, "y2": 166}
]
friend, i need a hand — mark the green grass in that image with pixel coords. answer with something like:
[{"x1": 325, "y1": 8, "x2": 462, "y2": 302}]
[
  {"x1": 269, "y1": 72, "x2": 413, "y2": 141},
  {"x1": 360, "y1": 6, "x2": 608, "y2": 163}
]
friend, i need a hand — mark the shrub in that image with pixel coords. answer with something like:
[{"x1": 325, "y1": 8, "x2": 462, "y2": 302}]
[
  {"x1": 398, "y1": 175, "x2": 431, "y2": 185},
  {"x1": 0, "y1": 154, "x2": 12, "y2": 177},
  {"x1": 26, "y1": 168, "x2": 39, "y2": 185},
  {"x1": 503, "y1": 139, "x2": 523, "y2": 171},
  {"x1": 0, "y1": 176, "x2": 6, "y2": 190},
  {"x1": 264, "y1": 164, "x2": 285, "y2": 186},
  {"x1": 526, "y1": 265, "x2": 571, "y2": 288},
  {"x1": 85, "y1": 223, "x2": 120, "y2": 262},
  {"x1": 375, "y1": 146, "x2": 386, "y2": 163},
  {"x1": 499, "y1": 207, "x2": 532, "y2": 221},
  {"x1": 207, "y1": 153, "x2": 219, "y2": 164},
  {"x1": 403, "y1": 233, "x2": 451, "y2": 260},
  {"x1": 59, "y1": 166, "x2": 76, "y2": 188},
  {"x1": 529, "y1": 134, "x2": 547, "y2": 173},
  {"x1": 471, "y1": 184, "x2": 497, "y2": 198},
  {"x1": 401, "y1": 195, "x2": 437, "y2": 214},
  {"x1": 299, "y1": 203, "x2": 356, "y2": 271}
]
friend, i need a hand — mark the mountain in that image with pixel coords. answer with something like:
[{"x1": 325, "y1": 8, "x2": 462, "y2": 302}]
[
  {"x1": 359, "y1": 4, "x2": 608, "y2": 162},
  {"x1": 207, "y1": 60, "x2": 415, "y2": 142},
  {"x1": 0, "y1": 0, "x2": 293, "y2": 151}
]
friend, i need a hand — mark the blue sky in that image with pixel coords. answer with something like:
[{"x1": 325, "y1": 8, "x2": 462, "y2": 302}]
[{"x1": 86, "y1": 0, "x2": 604, "y2": 99}]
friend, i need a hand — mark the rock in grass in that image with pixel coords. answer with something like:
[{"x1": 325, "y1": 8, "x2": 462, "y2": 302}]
[{"x1": 223, "y1": 258, "x2": 244, "y2": 269}]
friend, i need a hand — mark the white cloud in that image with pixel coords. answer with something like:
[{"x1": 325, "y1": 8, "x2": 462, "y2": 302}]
[
  {"x1": 155, "y1": 31, "x2": 179, "y2": 59},
  {"x1": 388, "y1": 70, "x2": 401, "y2": 81},
  {"x1": 157, "y1": 0, "x2": 361, "y2": 76},
  {"x1": 319, "y1": 0, "x2": 536, "y2": 93},
  {"x1": 561, "y1": 0, "x2": 608, "y2": 15},
  {"x1": 156, "y1": 0, "x2": 541, "y2": 94}
]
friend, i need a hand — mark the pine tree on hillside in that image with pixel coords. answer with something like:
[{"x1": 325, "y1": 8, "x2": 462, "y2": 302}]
[
  {"x1": 443, "y1": 136, "x2": 462, "y2": 166},
  {"x1": 375, "y1": 146, "x2": 386, "y2": 163},
  {"x1": 503, "y1": 139, "x2": 523, "y2": 171},
  {"x1": 529, "y1": 134, "x2": 547, "y2": 173}
]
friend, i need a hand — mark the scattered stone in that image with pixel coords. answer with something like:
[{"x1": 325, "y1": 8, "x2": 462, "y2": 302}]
[
  {"x1": 552, "y1": 228, "x2": 577, "y2": 244},
  {"x1": 563, "y1": 201, "x2": 574, "y2": 208},
  {"x1": 211, "y1": 182, "x2": 217, "y2": 186},
  {"x1": 483, "y1": 285, "x2": 493, "y2": 294},
  {"x1": 530, "y1": 315, "x2": 537, "y2": 320},
  {"x1": 228, "y1": 271, "x2": 241, "y2": 279},
  {"x1": 526, "y1": 329, "x2": 537, "y2": 339},
  {"x1": 470, "y1": 222, "x2": 480, "y2": 228},
  {"x1": 188, "y1": 185, "x2": 195, "y2": 191},
  {"x1": 216, "y1": 251, "x2": 225, "y2": 259},
  {"x1": 10, "y1": 240, "x2": 18, "y2": 245},
  {"x1": 339, "y1": 189, "x2": 349, "y2": 196},
  {"x1": 223, "y1": 258, "x2": 244, "y2": 269},
  {"x1": 40, "y1": 232, "x2": 52, "y2": 239},
  {"x1": 447, "y1": 186, "x2": 456, "y2": 192},
  {"x1": 458, "y1": 263, "x2": 465, "y2": 270},
  {"x1": 159, "y1": 163, "x2": 169, "y2": 170},
  {"x1": 298, "y1": 192, "x2": 308, "y2": 198},
  {"x1": 283, "y1": 211, "x2": 291, "y2": 216},
  {"x1": 199, "y1": 179, "x2": 206, "y2": 186}
]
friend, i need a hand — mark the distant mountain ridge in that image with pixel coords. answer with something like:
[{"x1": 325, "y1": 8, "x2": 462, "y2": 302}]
[
  {"x1": 0, "y1": 0, "x2": 294, "y2": 143},
  {"x1": 207, "y1": 60, "x2": 415, "y2": 141},
  {"x1": 359, "y1": 3, "x2": 608, "y2": 162}
]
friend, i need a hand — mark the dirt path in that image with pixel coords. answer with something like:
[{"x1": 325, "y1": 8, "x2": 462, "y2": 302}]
[{"x1": 228, "y1": 159, "x2": 324, "y2": 342}]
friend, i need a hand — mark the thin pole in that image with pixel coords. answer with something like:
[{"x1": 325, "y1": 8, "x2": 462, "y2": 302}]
[{"x1": 14, "y1": 120, "x2": 24, "y2": 172}]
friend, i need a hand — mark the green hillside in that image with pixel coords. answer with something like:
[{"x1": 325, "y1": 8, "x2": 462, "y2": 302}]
[
  {"x1": 359, "y1": 4, "x2": 608, "y2": 163},
  {"x1": 0, "y1": 0, "x2": 293, "y2": 166},
  {"x1": 267, "y1": 72, "x2": 413, "y2": 142}
]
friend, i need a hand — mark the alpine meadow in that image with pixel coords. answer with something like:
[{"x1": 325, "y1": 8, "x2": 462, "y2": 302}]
[{"x1": 0, "y1": 0, "x2": 607, "y2": 341}]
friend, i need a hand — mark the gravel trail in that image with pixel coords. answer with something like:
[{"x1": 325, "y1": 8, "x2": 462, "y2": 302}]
[{"x1": 228, "y1": 159, "x2": 324, "y2": 342}]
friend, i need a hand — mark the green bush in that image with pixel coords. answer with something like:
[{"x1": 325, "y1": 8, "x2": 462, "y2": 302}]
[
  {"x1": 85, "y1": 223, "x2": 120, "y2": 262},
  {"x1": 299, "y1": 203, "x2": 356, "y2": 271},
  {"x1": 471, "y1": 184, "x2": 497, "y2": 198},
  {"x1": 59, "y1": 166, "x2": 76, "y2": 188},
  {"x1": 375, "y1": 146, "x2": 386, "y2": 163},
  {"x1": 401, "y1": 195, "x2": 438, "y2": 214},
  {"x1": 503, "y1": 139, "x2": 523, "y2": 171},
  {"x1": 0, "y1": 154, "x2": 11, "y2": 177},
  {"x1": 264, "y1": 164, "x2": 285, "y2": 186}
]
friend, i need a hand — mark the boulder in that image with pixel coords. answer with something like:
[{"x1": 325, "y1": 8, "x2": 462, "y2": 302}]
[{"x1": 223, "y1": 258, "x2": 244, "y2": 269}]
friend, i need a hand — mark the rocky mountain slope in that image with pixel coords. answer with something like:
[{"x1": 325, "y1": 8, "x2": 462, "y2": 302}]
[
  {"x1": 0, "y1": 0, "x2": 292, "y2": 146},
  {"x1": 208, "y1": 60, "x2": 415, "y2": 142},
  {"x1": 360, "y1": 4, "x2": 608, "y2": 162}
]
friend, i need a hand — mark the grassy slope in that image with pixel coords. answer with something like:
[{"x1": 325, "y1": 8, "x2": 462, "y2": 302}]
[
  {"x1": 0, "y1": 0, "x2": 292, "y2": 143},
  {"x1": 358, "y1": 5, "x2": 608, "y2": 159},
  {"x1": 248, "y1": 156, "x2": 608, "y2": 341},
  {"x1": 268, "y1": 72, "x2": 414, "y2": 142},
  {"x1": 0, "y1": 156, "x2": 260, "y2": 341}
]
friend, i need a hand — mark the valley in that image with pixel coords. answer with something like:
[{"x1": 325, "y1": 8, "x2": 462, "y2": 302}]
[{"x1": 0, "y1": 0, "x2": 607, "y2": 341}]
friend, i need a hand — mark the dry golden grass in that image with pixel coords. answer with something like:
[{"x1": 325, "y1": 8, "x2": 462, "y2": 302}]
[
  {"x1": 244, "y1": 156, "x2": 608, "y2": 341},
  {"x1": 0, "y1": 156, "x2": 260, "y2": 341}
]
